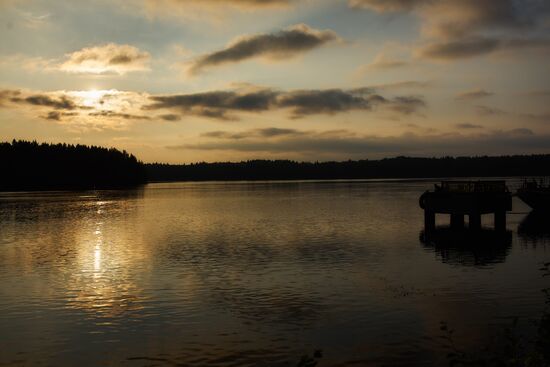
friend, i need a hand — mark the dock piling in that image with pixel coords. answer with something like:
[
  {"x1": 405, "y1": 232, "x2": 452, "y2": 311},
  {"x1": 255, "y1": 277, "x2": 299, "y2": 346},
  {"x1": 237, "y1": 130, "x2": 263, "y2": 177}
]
[
  {"x1": 495, "y1": 211, "x2": 506, "y2": 232},
  {"x1": 469, "y1": 213, "x2": 481, "y2": 231},
  {"x1": 419, "y1": 180, "x2": 512, "y2": 232},
  {"x1": 450, "y1": 214, "x2": 464, "y2": 229},
  {"x1": 425, "y1": 210, "x2": 435, "y2": 231}
]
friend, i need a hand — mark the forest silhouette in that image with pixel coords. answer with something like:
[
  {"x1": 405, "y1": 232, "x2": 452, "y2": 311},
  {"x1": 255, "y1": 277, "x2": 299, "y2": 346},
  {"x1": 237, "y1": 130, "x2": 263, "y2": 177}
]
[
  {"x1": 146, "y1": 155, "x2": 550, "y2": 182},
  {"x1": 0, "y1": 140, "x2": 146, "y2": 191},
  {"x1": 2, "y1": 140, "x2": 550, "y2": 191}
]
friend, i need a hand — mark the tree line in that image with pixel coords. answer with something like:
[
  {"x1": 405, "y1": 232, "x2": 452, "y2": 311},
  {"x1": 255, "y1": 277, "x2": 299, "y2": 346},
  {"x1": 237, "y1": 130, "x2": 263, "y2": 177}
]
[
  {"x1": 0, "y1": 140, "x2": 146, "y2": 191},
  {"x1": 2, "y1": 139, "x2": 550, "y2": 191},
  {"x1": 146, "y1": 155, "x2": 550, "y2": 182}
]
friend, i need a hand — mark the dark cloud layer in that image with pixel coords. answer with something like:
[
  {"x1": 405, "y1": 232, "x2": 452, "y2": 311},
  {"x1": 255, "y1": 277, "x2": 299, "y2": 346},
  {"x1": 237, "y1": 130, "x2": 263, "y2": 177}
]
[
  {"x1": 188, "y1": 24, "x2": 338, "y2": 74},
  {"x1": 0, "y1": 89, "x2": 21, "y2": 106},
  {"x1": 370, "y1": 81, "x2": 432, "y2": 91},
  {"x1": 145, "y1": 87, "x2": 426, "y2": 119},
  {"x1": 353, "y1": 0, "x2": 550, "y2": 60},
  {"x1": 88, "y1": 110, "x2": 151, "y2": 120},
  {"x1": 419, "y1": 38, "x2": 501, "y2": 60},
  {"x1": 145, "y1": 89, "x2": 278, "y2": 120},
  {"x1": 349, "y1": 0, "x2": 427, "y2": 12},
  {"x1": 42, "y1": 111, "x2": 79, "y2": 121},
  {"x1": 172, "y1": 127, "x2": 550, "y2": 157},
  {"x1": 419, "y1": 37, "x2": 550, "y2": 60},
  {"x1": 13, "y1": 94, "x2": 78, "y2": 110},
  {"x1": 159, "y1": 114, "x2": 181, "y2": 121},
  {"x1": 386, "y1": 96, "x2": 425, "y2": 115},
  {"x1": 185, "y1": 0, "x2": 293, "y2": 6},
  {"x1": 455, "y1": 123, "x2": 483, "y2": 129},
  {"x1": 456, "y1": 89, "x2": 493, "y2": 101},
  {"x1": 147, "y1": 0, "x2": 295, "y2": 10},
  {"x1": 476, "y1": 105, "x2": 506, "y2": 116},
  {"x1": 202, "y1": 128, "x2": 304, "y2": 140}
]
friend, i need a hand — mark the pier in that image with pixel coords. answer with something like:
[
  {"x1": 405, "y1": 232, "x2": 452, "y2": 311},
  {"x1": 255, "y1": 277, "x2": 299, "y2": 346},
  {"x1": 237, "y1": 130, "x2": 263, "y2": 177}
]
[{"x1": 419, "y1": 181, "x2": 512, "y2": 231}]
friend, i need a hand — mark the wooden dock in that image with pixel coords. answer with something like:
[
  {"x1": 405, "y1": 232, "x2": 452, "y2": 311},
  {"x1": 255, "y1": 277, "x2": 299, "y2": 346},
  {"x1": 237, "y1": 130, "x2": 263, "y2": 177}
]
[{"x1": 419, "y1": 181, "x2": 512, "y2": 231}]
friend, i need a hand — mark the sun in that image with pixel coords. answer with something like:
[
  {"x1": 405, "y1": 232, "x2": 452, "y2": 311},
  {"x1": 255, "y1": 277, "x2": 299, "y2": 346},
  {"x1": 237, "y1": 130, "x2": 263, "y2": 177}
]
[
  {"x1": 69, "y1": 89, "x2": 117, "y2": 109},
  {"x1": 80, "y1": 89, "x2": 107, "y2": 107}
]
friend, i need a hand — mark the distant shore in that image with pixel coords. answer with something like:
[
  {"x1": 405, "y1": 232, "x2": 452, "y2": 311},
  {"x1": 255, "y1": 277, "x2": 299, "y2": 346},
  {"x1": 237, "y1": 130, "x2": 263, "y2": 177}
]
[
  {"x1": 146, "y1": 155, "x2": 550, "y2": 183},
  {"x1": 2, "y1": 140, "x2": 550, "y2": 191}
]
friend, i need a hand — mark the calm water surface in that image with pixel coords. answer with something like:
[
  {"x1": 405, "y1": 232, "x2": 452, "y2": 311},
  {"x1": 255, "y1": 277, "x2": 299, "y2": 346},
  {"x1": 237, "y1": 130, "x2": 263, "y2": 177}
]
[{"x1": 0, "y1": 179, "x2": 549, "y2": 366}]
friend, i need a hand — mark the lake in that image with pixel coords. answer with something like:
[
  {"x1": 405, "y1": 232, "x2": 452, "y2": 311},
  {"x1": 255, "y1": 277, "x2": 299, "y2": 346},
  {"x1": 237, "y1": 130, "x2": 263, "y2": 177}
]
[{"x1": 0, "y1": 179, "x2": 548, "y2": 366}]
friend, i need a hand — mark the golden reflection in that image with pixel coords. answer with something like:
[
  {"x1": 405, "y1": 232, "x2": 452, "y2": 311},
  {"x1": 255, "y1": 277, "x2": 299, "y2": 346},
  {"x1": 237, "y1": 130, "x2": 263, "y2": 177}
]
[
  {"x1": 93, "y1": 243, "x2": 101, "y2": 273},
  {"x1": 64, "y1": 199, "x2": 150, "y2": 318}
]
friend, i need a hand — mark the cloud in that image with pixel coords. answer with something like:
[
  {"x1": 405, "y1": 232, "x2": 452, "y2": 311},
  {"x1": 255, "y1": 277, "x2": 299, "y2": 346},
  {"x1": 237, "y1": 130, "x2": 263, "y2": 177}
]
[
  {"x1": 0, "y1": 54, "x2": 57, "y2": 73},
  {"x1": 418, "y1": 0, "x2": 536, "y2": 40},
  {"x1": 18, "y1": 10, "x2": 50, "y2": 29},
  {"x1": 0, "y1": 89, "x2": 20, "y2": 106},
  {"x1": 43, "y1": 111, "x2": 61, "y2": 120},
  {"x1": 159, "y1": 114, "x2": 181, "y2": 121},
  {"x1": 524, "y1": 90, "x2": 550, "y2": 97},
  {"x1": 2, "y1": 89, "x2": 85, "y2": 114},
  {"x1": 187, "y1": 24, "x2": 339, "y2": 74},
  {"x1": 417, "y1": 37, "x2": 501, "y2": 60},
  {"x1": 88, "y1": 110, "x2": 151, "y2": 120},
  {"x1": 363, "y1": 53, "x2": 408, "y2": 71},
  {"x1": 276, "y1": 89, "x2": 374, "y2": 117},
  {"x1": 353, "y1": 0, "x2": 542, "y2": 36},
  {"x1": 171, "y1": 127, "x2": 550, "y2": 158},
  {"x1": 0, "y1": 88, "x2": 155, "y2": 130},
  {"x1": 149, "y1": 0, "x2": 294, "y2": 9},
  {"x1": 521, "y1": 112, "x2": 550, "y2": 124},
  {"x1": 474, "y1": 105, "x2": 550, "y2": 123},
  {"x1": 386, "y1": 96, "x2": 426, "y2": 115},
  {"x1": 59, "y1": 43, "x2": 151, "y2": 75},
  {"x1": 456, "y1": 89, "x2": 493, "y2": 101},
  {"x1": 145, "y1": 89, "x2": 278, "y2": 120},
  {"x1": 349, "y1": 0, "x2": 428, "y2": 12},
  {"x1": 12, "y1": 94, "x2": 79, "y2": 110},
  {"x1": 455, "y1": 123, "x2": 483, "y2": 129},
  {"x1": 352, "y1": 0, "x2": 550, "y2": 60},
  {"x1": 145, "y1": 87, "x2": 426, "y2": 119},
  {"x1": 475, "y1": 105, "x2": 506, "y2": 116},
  {"x1": 508, "y1": 128, "x2": 535, "y2": 136},
  {"x1": 417, "y1": 37, "x2": 550, "y2": 60},
  {"x1": 141, "y1": 0, "x2": 297, "y2": 20},
  {"x1": 370, "y1": 80, "x2": 432, "y2": 91},
  {"x1": 42, "y1": 111, "x2": 79, "y2": 121},
  {"x1": 202, "y1": 128, "x2": 304, "y2": 140}
]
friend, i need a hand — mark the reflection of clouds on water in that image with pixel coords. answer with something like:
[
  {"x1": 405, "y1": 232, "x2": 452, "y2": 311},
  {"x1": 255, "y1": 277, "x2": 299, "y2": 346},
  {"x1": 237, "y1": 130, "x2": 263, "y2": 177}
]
[
  {"x1": 420, "y1": 227, "x2": 512, "y2": 267},
  {"x1": 518, "y1": 211, "x2": 550, "y2": 247}
]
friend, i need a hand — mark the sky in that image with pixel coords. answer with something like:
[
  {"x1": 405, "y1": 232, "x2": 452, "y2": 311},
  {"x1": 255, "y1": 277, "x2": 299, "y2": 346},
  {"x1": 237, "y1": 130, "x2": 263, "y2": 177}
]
[{"x1": 1, "y1": 0, "x2": 549, "y2": 163}]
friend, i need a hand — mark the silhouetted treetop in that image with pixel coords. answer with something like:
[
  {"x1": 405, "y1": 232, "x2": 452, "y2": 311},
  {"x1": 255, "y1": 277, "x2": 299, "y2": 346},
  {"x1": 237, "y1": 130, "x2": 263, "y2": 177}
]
[{"x1": 0, "y1": 140, "x2": 146, "y2": 191}]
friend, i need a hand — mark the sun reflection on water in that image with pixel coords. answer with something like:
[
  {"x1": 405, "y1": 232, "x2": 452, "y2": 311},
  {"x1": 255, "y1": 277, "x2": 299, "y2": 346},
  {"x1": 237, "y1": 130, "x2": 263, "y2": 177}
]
[{"x1": 63, "y1": 199, "x2": 149, "y2": 319}]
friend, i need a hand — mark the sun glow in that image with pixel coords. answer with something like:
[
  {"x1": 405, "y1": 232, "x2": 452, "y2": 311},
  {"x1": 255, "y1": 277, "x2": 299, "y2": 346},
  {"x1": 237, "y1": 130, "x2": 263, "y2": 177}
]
[
  {"x1": 75, "y1": 89, "x2": 110, "y2": 108},
  {"x1": 67, "y1": 89, "x2": 122, "y2": 110}
]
